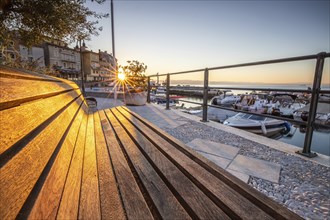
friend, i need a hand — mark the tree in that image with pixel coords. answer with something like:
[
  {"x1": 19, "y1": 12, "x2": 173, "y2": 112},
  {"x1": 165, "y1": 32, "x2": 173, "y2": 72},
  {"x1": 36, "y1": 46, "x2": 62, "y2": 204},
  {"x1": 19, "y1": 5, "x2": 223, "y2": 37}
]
[
  {"x1": 120, "y1": 60, "x2": 148, "y2": 91},
  {"x1": 0, "y1": 0, "x2": 108, "y2": 47}
]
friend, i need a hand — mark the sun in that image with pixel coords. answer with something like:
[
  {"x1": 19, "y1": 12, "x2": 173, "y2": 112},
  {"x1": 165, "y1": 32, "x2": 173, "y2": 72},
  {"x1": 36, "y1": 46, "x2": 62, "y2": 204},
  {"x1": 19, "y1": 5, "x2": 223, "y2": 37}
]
[{"x1": 117, "y1": 72, "x2": 126, "y2": 81}]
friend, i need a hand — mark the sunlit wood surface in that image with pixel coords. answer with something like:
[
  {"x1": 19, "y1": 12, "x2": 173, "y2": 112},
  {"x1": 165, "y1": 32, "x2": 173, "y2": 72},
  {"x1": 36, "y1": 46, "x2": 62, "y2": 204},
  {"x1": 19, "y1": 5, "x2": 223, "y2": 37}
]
[{"x1": 0, "y1": 67, "x2": 302, "y2": 219}]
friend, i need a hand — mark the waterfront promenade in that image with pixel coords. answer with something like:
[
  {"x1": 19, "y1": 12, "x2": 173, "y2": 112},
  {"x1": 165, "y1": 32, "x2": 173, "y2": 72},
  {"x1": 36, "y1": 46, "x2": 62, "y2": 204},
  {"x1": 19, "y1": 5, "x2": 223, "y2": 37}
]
[{"x1": 96, "y1": 97, "x2": 330, "y2": 219}]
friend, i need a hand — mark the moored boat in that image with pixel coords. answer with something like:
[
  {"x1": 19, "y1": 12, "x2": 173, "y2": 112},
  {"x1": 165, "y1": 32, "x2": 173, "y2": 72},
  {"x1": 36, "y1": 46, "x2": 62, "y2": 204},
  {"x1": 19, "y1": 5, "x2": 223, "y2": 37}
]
[
  {"x1": 293, "y1": 103, "x2": 330, "y2": 125},
  {"x1": 223, "y1": 113, "x2": 291, "y2": 137}
]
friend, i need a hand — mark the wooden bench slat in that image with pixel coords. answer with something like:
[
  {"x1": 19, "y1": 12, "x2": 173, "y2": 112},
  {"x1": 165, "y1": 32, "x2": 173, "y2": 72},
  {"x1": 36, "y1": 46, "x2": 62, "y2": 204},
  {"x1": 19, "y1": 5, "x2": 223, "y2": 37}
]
[
  {"x1": 78, "y1": 112, "x2": 102, "y2": 219},
  {"x1": 0, "y1": 97, "x2": 83, "y2": 220},
  {"x1": 0, "y1": 90, "x2": 81, "y2": 155},
  {"x1": 0, "y1": 66, "x2": 63, "y2": 81},
  {"x1": 105, "y1": 109, "x2": 192, "y2": 220},
  {"x1": 93, "y1": 111, "x2": 126, "y2": 220},
  {"x1": 0, "y1": 77, "x2": 79, "y2": 110},
  {"x1": 99, "y1": 110, "x2": 153, "y2": 220},
  {"x1": 28, "y1": 104, "x2": 86, "y2": 219},
  {"x1": 119, "y1": 106, "x2": 302, "y2": 220},
  {"x1": 109, "y1": 108, "x2": 231, "y2": 219},
  {"x1": 116, "y1": 107, "x2": 274, "y2": 219},
  {"x1": 56, "y1": 109, "x2": 88, "y2": 219}
]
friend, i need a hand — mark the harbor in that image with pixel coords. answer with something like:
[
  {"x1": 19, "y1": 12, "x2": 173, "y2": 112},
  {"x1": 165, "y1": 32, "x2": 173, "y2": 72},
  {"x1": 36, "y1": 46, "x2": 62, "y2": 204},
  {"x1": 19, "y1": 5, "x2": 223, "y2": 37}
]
[
  {"x1": 171, "y1": 95, "x2": 330, "y2": 156},
  {"x1": 1, "y1": 1, "x2": 329, "y2": 219}
]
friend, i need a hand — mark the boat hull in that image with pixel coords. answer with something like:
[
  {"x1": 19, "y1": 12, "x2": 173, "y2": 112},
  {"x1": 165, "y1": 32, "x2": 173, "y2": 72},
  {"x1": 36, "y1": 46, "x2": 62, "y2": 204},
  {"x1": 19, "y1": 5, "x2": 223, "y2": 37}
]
[{"x1": 223, "y1": 113, "x2": 290, "y2": 137}]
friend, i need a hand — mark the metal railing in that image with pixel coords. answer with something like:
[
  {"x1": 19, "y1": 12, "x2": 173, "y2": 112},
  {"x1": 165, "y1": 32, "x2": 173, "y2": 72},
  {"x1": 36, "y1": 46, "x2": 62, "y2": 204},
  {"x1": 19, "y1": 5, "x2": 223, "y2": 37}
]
[{"x1": 147, "y1": 52, "x2": 330, "y2": 158}]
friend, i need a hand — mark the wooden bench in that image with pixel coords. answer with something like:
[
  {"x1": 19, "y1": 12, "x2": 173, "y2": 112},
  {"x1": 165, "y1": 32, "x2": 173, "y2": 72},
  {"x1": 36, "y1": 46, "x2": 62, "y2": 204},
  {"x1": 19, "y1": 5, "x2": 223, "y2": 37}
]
[{"x1": 0, "y1": 66, "x2": 302, "y2": 219}]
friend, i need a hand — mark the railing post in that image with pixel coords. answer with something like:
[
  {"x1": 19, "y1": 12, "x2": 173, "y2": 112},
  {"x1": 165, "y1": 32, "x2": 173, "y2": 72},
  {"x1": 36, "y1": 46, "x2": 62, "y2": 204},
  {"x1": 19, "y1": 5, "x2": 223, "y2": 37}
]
[
  {"x1": 201, "y1": 68, "x2": 209, "y2": 122},
  {"x1": 147, "y1": 76, "x2": 151, "y2": 103},
  {"x1": 166, "y1": 74, "x2": 170, "y2": 110},
  {"x1": 297, "y1": 52, "x2": 326, "y2": 158}
]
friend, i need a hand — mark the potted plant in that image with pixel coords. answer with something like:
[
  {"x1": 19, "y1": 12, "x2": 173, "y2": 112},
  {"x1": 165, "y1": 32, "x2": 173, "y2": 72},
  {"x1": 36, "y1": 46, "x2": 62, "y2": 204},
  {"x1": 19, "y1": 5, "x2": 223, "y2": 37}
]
[{"x1": 120, "y1": 60, "x2": 148, "y2": 106}]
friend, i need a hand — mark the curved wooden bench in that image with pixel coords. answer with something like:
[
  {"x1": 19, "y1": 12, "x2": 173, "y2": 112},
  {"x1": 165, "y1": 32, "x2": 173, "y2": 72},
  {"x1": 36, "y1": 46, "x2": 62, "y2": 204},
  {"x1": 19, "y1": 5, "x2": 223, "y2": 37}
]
[{"x1": 0, "y1": 66, "x2": 301, "y2": 219}]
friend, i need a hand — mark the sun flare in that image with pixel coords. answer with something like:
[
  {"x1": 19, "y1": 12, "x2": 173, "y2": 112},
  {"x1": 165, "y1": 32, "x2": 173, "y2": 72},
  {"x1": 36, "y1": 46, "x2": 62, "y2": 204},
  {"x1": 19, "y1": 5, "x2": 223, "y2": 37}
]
[{"x1": 117, "y1": 72, "x2": 126, "y2": 81}]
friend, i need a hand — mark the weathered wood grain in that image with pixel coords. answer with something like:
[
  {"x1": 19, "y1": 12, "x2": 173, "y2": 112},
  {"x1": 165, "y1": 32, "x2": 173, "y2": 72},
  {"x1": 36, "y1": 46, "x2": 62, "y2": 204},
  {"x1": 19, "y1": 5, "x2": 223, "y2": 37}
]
[
  {"x1": 94, "y1": 111, "x2": 126, "y2": 220},
  {"x1": 0, "y1": 66, "x2": 62, "y2": 81},
  {"x1": 110, "y1": 108, "x2": 230, "y2": 219},
  {"x1": 116, "y1": 107, "x2": 271, "y2": 219},
  {"x1": 0, "y1": 77, "x2": 79, "y2": 110},
  {"x1": 99, "y1": 110, "x2": 153, "y2": 220},
  {"x1": 28, "y1": 104, "x2": 85, "y2": 219},
  {"x1": 119, "y1": 106, "x2": 302, "y2": 220},
  {"x1": 0, "y1": 97, "x2": 83, "y2": 220},
  {"x1": 56, "y1": 106, "x2": 89, "y2": 219},
  {"x1": 0, "y1": 90, "x2": 81, "y2": 155},
  {"x1": 78, "y1": 111, "x2": 101, "y2": 220},
  {"x1": 106, "y1": 109, "x2": 192, "y2": 220}
]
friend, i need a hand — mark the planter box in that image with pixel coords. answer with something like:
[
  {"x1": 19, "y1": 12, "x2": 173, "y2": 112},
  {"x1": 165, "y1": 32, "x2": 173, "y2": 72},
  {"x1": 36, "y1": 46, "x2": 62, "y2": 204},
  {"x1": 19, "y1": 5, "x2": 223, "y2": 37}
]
[{"x1": 124, "y1": 91, "x2": 147, "y2": 106}]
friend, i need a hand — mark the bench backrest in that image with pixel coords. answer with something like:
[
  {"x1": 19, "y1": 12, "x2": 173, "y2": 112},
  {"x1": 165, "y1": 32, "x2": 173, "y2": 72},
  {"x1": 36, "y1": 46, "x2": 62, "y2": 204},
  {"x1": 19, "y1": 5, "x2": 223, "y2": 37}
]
[{"x1": 0, "y1": 66, "x2": 89, "y2": 219}]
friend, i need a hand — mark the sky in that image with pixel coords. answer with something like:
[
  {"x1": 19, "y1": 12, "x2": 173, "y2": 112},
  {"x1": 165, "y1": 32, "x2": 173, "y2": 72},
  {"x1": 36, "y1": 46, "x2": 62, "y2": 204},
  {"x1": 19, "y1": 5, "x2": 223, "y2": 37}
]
[{"x1": 85, "y1": 0, "x2": 330, "y2": 85}]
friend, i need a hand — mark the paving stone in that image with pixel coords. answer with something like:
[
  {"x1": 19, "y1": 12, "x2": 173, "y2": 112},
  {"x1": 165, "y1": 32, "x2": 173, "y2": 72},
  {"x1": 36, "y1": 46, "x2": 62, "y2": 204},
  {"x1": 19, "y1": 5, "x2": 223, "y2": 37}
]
[
  {"x1": 226, "y1": 169, "x2": 250, "y2": 183},
  {"x1": 187, "y1": 138, "x2": 239, "y2": 160},
  {"x1": 190, "y1": 150, "x2": 232, "y2": 169},
  {"x1": 228, "y1": 155, "x2": 281, "y2": 183}
]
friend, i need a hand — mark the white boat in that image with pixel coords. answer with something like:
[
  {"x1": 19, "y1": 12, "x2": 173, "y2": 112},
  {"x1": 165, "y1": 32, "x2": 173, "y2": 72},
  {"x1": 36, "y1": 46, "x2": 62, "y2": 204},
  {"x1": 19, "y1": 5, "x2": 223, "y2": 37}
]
[
  {"x1": 223, "y1": 113, "x2": 291, "y2": 137},
  {"x1": 293, "y1": 103, "x2": 330, "y2": 125},
  {"x1": 211, "y1": 93, "x2": 241, "y2": 107}
]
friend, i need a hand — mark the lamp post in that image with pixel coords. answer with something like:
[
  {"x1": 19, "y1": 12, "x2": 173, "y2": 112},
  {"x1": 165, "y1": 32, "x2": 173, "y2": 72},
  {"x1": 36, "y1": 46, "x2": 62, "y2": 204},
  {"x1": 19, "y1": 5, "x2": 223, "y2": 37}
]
[
  {"x1": 111, "y1": 0, "x2": 116, "y2": 70},
  {"x1": 75, "y1": 39, "x2": 87, "y2": 95}
]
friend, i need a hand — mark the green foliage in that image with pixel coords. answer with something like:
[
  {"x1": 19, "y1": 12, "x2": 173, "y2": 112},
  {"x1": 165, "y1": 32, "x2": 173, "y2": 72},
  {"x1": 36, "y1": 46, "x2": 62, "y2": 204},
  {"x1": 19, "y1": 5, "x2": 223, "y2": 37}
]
[
  {"x1": 0, "y1": 0, "x2": 109, "y2": 47},
  {"x1": 120, "y1": 60, "x2": 148, "y2": 91}
]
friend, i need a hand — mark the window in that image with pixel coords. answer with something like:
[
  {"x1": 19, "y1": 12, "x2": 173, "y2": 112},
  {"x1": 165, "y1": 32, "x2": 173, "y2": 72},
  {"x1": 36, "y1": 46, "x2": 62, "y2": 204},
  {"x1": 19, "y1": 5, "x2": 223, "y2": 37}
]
[
  {"x1": 54, "y1": 50, "x2": 59, "y2": 57},
  {"x1": 63, "y1": 62, "x2": 67, "y2": 68},
  {"x1": 249, "y1": 115, "x2": 265, "y2": 121}
]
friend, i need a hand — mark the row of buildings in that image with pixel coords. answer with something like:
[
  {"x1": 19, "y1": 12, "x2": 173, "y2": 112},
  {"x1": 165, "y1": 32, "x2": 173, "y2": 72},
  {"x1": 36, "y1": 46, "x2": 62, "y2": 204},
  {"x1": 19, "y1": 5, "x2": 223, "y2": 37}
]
[{"x1": 0, "y1": 38, "x2": 116, "y2": 84}]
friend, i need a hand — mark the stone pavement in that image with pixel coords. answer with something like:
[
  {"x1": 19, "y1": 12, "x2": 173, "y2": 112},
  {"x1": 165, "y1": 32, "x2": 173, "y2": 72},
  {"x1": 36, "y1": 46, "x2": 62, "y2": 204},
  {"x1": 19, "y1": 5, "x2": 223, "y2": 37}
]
[
  {"x1": 129, "y1": 104, "x2": 284, "y2": 184},
  {"x1": 95, "y1": 98, "x2": 330, "y2": 219},
  {"x1": 187, "y1": 138, "x2": 281, "y2": 183}
]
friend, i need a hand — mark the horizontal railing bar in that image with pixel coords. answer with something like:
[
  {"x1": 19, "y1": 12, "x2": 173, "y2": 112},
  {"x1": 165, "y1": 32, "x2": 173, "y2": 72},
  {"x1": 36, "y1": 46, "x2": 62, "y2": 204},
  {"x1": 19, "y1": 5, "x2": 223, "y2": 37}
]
[
  {"x1": 148, "y1": 52, "x2": 330, "y2": 77},
  {"x1": 208, "y1": 53, "x2": 330, "y2": 71},
  {"x1": 169, "y1": 86, "x2": 330, "y2": 94},
  {"x1": 320, "y1": 90, "x2": 330, "y2": 94},
  {"x1": 149, "y1": 68, "x2": 205, "y2": 77},
  {"x1": 208, "y1": 87, "x2": 311, "y2": 93}
]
